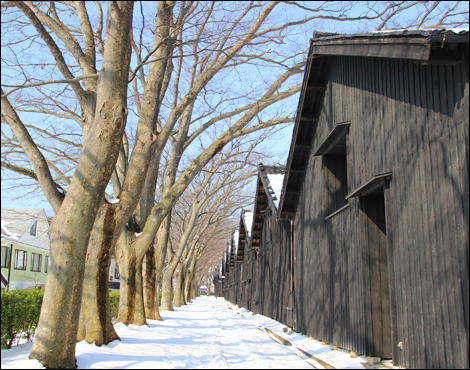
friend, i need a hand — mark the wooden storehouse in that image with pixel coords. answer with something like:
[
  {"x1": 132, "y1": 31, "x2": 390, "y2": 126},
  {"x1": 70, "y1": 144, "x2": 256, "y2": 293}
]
[
  {"x1": 224, "y1": 235, "x2": 238, "y2": 305},
  {"x1": 248, "y1": 164, "x2": 294, "y2": 327},
  {"x1": 218, "y1": 28, "x2": 468, "y2": 369},
  {"x1": 275, "y1": 29, "x2": 468, "y2": 369},
  {"x1": 220, "y1": 209, "x2": 253, "y2": 307},
  {"x1": 220, "y1": 165, "x2": 295, "y2": 327},
  {"x1": 213, "y1": 256, "x2": 225, "y2": 298}
]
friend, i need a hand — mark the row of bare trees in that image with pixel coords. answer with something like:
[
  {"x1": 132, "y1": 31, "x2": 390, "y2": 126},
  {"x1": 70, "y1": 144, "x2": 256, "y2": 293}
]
[{"x1": 1, "y1": 1, "x2": 468, "y2": 368}]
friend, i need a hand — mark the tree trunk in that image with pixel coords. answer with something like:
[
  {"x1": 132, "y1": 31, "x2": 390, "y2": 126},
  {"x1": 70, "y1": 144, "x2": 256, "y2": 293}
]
[
  {"x1": 181, "y1": 270, "x2": 187, "y2": 306},
  {"x1": 134, "y1": 258, "x2": 146, "y2": 325},
  {"x1": 160, "y1": 267, "x2": 174, "y2": 311},
  {"x1": 173, "y1": 266, "x2": 184, "y2": 308},
  {"x1": 185, "y1": 256, "x2": 197, "y2": 303},
  {"x1": 141, "y1": 215, "x2": 171, "y2": 318},
  {"x1": 185, "y1": 274, "x2": 191, "y2": 303},
  {"x1": 27, "y1": 3, "x2": 134, "y2": 367},
  {"x1": 77, "y1": 204, "x2": 120, "y2": 345},
  {"x1": 184, "y1": 273, "x2": 191, "y2": 304},
  {"x1": 115, "y1": 231, "x2": 146, "y2": 326},
  {"x1": 192, "y1": 283, "x2": 196, "y2": 300},
  {"x1": 143, "y1": 247, "x2": 162, "y2": 320}
]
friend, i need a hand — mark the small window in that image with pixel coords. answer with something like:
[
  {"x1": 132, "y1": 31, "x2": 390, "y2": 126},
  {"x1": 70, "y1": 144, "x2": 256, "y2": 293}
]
[
  {"x1": 313, "y1": 122, "x2": 350, "y2": 218},
  {"x1": 45, "y1": 255, "x2": 49, "y2": 273},
  {"x1": 114, "y1": 267, "x2": 120, "y2": 280},
  {"x1": 31, "y1": 253, "x2": 42, "y2": 272},
  {"x1": 15, "y1": 250, "x2": 27, "y2": 270},
  {"x1": 1, "y1": 246, "x2": 10, "y2": 268},
  {"x1": 30, "y1": 221, "x2": 37, "y2": 236}
]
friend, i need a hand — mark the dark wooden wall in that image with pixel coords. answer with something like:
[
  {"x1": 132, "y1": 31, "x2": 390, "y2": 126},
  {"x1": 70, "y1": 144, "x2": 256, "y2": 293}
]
[
  {"x1": 294, "y1": 50, "x2": 469, "y2": 369},
  {"x1": 220, "y1": 46, "x2": 468, "y2": 369},
  {"x1": 240, "y1": 240, "x2": 254, "y2": 311},
  {"x1": 214, "y1": 277, "x2": 223, "y2": 297},
  {"x1": 251, "y1": 209, "x2": 292, "y2": 324},
  {"x1": 222, "y1": 208, "x2": 292, "y2": 324}
]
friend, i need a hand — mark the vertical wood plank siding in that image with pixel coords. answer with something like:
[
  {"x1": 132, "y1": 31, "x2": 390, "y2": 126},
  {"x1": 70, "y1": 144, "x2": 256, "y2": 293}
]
[
  {"x1": 292, "y1": 53, "x2": 468, "y2": 369},
  {"x1": 221, "y1": 47, "x2": 468, "y2": 369},
  {"x1": 222, "y1": 209, "x2": 291, "y2": 326}
]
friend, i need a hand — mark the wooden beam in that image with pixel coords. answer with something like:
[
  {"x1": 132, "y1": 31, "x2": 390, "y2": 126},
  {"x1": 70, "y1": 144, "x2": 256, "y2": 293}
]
[
  {"x1": 289, "y1": 165, "x2": 306, "y2": 173},
  {"x1": 285, "y1": 186, "x2": 301, "y2": 194},
  {"x1": 300, "y1": 113, "x2": 318, "y2": 121},
  {"x1": 306, "y1": 82, "x2": 326, "y2": 91},
  {"x1": 295, "y1": 140, "x2": 311, "y2": 148}
]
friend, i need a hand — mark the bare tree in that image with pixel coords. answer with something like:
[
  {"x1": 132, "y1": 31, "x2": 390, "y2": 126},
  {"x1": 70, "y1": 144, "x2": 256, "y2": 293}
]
[
  {"x1": 2, "y1": 2, "x2": 135, "y2": 367},
  {"x1": 158, "y1": 141, "x2": 256, "y2": 310},
  {"x1": 168, "y1": 161, "x2": 255, "y2": 309},
  {"x1": 1, "y1": 1, "x2": 468, "y2": 368}
]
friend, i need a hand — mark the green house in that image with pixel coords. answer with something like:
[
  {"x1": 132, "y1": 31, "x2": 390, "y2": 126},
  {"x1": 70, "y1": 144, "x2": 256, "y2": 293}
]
[{"x1": 1, "y1": 208, "x2": 50, "y2": 290}]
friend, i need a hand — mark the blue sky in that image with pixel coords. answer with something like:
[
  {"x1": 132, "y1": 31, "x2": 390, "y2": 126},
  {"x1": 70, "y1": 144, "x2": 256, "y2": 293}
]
[{"x1": 2, "y1": 1, "x2": 469, "y2": 216}]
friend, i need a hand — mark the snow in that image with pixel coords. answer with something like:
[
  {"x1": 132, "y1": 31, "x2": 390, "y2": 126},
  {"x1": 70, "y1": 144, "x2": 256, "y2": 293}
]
[
  {"x1": 106, "y1": 198, "x2": 120, "y2": 204},
  {"x1": 243, "y1": 211, "x2": 253, "y2": 237},
  {"x1": 1, "y1": 296, "x2": 388, "y2": 369},
  {"x1": 1, "y1": 221, "x2": 20, "y2": 240},
  {"x1": 233, "y1": 230, "x2": 239, "y2": 257},
  {"x1": 266, "y1": 174, "x2": 284, "y2": 209}
]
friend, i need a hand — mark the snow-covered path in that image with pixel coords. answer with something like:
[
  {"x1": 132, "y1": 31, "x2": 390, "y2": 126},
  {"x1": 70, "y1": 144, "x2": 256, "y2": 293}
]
[{"x1": 1, "y1": 297, "x2": 312, "y2": 369}]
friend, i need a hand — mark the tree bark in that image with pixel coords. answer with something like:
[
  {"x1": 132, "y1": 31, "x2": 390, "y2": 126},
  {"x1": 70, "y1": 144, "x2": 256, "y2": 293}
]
[
  {"x1": 77, "y1": 204, "x2": 120, "y2": 345},
  {"x1": 134, "y1": 257, "x2": 146, "y2": 325},
  {"x1": 184, "y1": 274, "x2": 192, "y2": 304},
  {"x1": 149, "y1": 215, "x2": 172, "y2": 318},
  {"x1": 160, "y1": 267, "x2": 174, "y2": 311},
  {"x1": 143, "y1": 247, "x2": 162, "y2": 320},
  {"x1": 186, "y1": 256, "x2": 197, "y2": 303},
  {"x1": 115, "y1": 231, "x2": 146, "y2": 326},
  {"x1": 173, "y1": 266, "x2": 185, "y2": 308},
  {"x1": 28, "y1": 3, "x2": 134, "y2": 368},
  {"x1": 181, "y1": 270, "x2": 187, "y2": 306}
]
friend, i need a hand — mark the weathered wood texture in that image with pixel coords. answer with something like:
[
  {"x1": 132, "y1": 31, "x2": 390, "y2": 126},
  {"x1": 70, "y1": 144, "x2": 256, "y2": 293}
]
[
  {"x1": 222, "y1": 209, "x2": 291, "y2": 325},
  {"x1": 293, "y1": 50, "x2": 469, "y2": 369},
  {"x1": 220, "y1": 43, "x2": 468, "y2": 370},
  {"x1": 256, "y1": 210, "x2": 292, "y2": 324},
  {"x1": 214, "y1": 275, "x2": 224, "y2": 297}
]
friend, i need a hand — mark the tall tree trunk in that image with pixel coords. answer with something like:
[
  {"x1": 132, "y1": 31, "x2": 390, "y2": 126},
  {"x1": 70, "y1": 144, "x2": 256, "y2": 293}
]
[
  {"x1": 160, "y1": 267, "x2": 174, "y2": 311},
  {"x1": 28, "y1": 3, "x2": 134, "y2": 367},
  {"x1": 115, "y1": 231, "x2": 146, "y2": 326},
  {"x1": 184, "y1": 273, "x2": 191, "y2": 304},
  {"x1": 180, "y1": 270, "x2": 187, "y2": 306},
  {"x1": 134, "y1": 257, "x2": 146, "y2": 325},
  {"x1": 186, "y1": 256, "x2": 197, "y2": 303},
  {"x1": 143, "y1": 247, "x2": 161, "y2": 320},
  {"x1": 77, "y1": 204, "x2": 120, "y2": 345},
  {"x1": 142, "y1": 214, "x2": 170, "y2": 319},
  {"x1": 173, "y1": 266, "x2": 184, "y2": 307}
]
